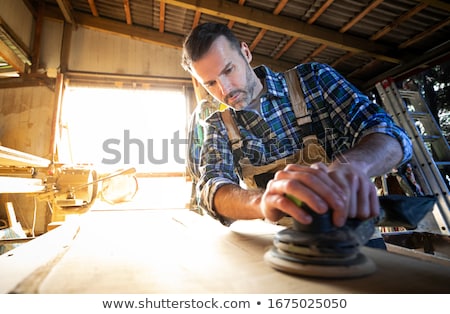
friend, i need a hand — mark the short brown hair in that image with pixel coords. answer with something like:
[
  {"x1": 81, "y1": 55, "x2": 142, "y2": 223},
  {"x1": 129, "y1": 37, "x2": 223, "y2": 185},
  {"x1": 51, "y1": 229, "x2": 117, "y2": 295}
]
[{"x1": 181, "y1": 22, "x2": 242, "y2": 72}]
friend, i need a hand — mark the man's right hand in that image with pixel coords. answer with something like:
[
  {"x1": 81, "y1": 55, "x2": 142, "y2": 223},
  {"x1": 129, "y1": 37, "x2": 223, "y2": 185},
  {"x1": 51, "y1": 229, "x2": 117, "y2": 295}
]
[{"x1": 260, "y1": 163, "x2": 347, "y2": 225}]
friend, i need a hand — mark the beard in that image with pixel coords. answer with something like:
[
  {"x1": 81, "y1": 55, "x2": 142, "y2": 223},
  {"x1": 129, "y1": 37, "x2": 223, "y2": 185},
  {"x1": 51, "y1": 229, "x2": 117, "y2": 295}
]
[{"x1": 224, "y1": 65, "x2": 259, "y2": 111}]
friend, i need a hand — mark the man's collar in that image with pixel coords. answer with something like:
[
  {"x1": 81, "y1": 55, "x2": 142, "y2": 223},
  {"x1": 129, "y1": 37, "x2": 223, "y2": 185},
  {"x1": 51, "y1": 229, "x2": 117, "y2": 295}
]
[{"x1": 253, "y1": 65, "x2": 286, "y2": 99}]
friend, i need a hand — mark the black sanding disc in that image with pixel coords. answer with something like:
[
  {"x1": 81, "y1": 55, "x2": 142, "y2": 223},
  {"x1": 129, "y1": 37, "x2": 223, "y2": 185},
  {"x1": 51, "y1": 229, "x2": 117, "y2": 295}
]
[{"x1": 264, "y1": 246, "x2": 376, "y2": 278}]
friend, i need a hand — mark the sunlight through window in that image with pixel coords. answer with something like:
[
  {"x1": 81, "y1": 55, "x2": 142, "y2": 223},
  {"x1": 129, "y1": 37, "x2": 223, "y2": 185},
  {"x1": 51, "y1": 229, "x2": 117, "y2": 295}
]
[{"x1": 60, "y1": 87, "x2": 187, "y2": 174}]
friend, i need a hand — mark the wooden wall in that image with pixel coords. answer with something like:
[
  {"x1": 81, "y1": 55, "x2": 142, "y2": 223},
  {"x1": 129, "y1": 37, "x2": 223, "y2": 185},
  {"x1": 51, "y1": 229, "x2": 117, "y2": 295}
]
[
  {"x1": 0, "y1": 86, "x2": 55, "y2": 158},
  {"x1": 0, "y1": 84, "x2": 56, "y2": 236},
  {"x1": 68, "y1": 26, "x2": 188, "y2": 78}
]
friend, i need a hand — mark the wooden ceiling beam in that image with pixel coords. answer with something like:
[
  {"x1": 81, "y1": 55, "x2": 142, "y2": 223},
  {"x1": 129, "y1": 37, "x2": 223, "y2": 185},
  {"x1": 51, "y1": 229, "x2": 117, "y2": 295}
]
[
  {"x1": 56, "y1": 9, "x2": 184, "y2": 49},
  {"x1": 249, "y1": 0, "x2": 288, "y2": 51},
  {"x1": 55, "y1": 0, "x2": 76, "y2": 25},
  {"x1": 159, "y1": 0, "x2": 165, "y2": 32},
  {"x1": 87, "y1": 0, "x2": 99, "y2": 17},
  {"x1": 249, "y1": 29, "x2": 266, "y2": 51},
  {"x1": 398, "y1": 16, "x2": 450, "y2": 49},
  {"x1": 164, "y1": 0, "x2": 401, "y2": 64},
  {"x1": 346, "y1": 59, "x2": 378, "y2": 78},
  {"x1": 302, "y1": 43, "x2": 327, "y2": 63},
  {"x1": 277, "y1": 0, "x2": 333, "y2": 64},
  {"x1": 307, "y1": 0, "x2": 334, "y2": 24},
  {"x1": 326, "y1": 0, "x2": 381, "y2": 67},
  {"x1": 370, "y1": 2, "x2": 428, "y2": 41},
  {"x1": 227, "y1": 0, "x2": 245, "y2": 29},
  {"x1": 192, "y1": 11, "x2": 201, "y2": 28},
  {"x1": 0, "y1": 74, "x2": 55, "y2": 89},
  {"x1": 274, "y1": 36, "x2": 297, "y2": 60},
  {"x1": 339, "y1": 0, "x2": 383, "y2": 33},
  {"x1": 273, "y1": 0, "x2": 289, "y2": 15},
  {"x1": 331, "y1": 52, "x2": 355, "y2": 68},
  {"x1": 298, "y1": 0, "x2": 335, "y2": 65},
  {"x1": 123, "y1": 0, "x2": 132, "y2": 25}
]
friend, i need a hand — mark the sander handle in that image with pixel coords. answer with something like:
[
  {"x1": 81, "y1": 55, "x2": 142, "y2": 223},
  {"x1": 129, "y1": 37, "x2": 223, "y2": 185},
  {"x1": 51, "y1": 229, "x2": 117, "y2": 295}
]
[
  {"x1": 285, "y1": 194, "x2": 336, "y2": 233},
  {"x1": 286, "y1": 194, "x2": 436, "y2": 236}
]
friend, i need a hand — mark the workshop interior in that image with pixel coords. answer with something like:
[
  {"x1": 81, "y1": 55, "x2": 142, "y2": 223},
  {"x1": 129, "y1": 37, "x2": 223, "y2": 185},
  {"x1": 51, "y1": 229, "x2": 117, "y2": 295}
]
[{"x1": 0, "y1": 0, "x2": 450, "y2": 293}]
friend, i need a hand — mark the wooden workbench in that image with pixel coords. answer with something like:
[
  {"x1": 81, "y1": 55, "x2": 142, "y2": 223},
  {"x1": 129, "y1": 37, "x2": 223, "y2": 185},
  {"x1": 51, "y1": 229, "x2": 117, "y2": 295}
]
[{"x1": 1, "y1": 208, "x2": 450, "y2": 294}]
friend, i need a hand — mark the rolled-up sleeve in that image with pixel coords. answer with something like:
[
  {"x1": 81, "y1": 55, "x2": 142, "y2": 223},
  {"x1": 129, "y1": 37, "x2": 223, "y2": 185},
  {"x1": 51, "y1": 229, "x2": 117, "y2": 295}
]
[
  {"x1": 358, "y1": 113, "x2": 413, "y2": 166},
  {"x1": 196, "y1": 112, "x2": 240, "y2": 224},
  {"x1": 302, "y1": 62, "x2": 413, "y2": 167}
]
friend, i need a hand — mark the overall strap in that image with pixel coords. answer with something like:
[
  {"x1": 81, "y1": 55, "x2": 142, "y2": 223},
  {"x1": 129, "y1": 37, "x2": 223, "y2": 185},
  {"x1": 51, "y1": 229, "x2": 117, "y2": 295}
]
[
  {"x1": 221, "y1": 109, "x2": 243, "y2": 175},
  {"x1": 284, "y1": 68, "x2": 312, "y2": 125},
  {"x1": 221, "y1": 109, "x2": 242, "y2": 152},
  {"x1": 284, "y1": 67, "x2": 315, "y2": 138}
]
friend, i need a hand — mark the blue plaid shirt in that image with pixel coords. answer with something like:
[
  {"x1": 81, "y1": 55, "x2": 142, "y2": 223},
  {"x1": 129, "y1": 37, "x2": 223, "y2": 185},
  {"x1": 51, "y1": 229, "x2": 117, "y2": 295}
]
[{"x1": 197, "y1": 62, "x2": 412, "y2": 222}]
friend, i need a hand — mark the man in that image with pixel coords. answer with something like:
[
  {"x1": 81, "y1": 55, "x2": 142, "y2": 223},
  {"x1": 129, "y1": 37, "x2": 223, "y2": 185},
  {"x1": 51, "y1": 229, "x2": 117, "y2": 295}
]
[{"x1": 182, "y1": 22, "x2": 412, "y2": 235}]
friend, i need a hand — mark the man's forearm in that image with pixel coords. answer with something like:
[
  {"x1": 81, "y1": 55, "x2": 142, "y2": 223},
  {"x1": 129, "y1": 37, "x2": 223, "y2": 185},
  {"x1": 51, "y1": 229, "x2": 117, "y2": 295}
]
[
  {"x1": 333, "y1": 133, "x2": 404, "y2": 177},
  {"x1": 213, "y1": 184, "x2": 264, "y2": 220}
]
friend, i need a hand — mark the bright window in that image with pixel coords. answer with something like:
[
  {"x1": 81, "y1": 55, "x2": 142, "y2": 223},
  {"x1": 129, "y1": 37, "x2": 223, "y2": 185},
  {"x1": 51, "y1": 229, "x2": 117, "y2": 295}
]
[{"x1": 59, "y1": 87, "x2": 188, "y2": 174}]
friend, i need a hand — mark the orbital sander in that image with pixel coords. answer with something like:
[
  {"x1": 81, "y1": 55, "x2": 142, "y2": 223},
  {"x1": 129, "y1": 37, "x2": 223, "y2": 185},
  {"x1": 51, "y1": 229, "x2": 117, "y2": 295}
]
[{"x1": 264, "y1": 194, "x2": 436, "y2": 279}]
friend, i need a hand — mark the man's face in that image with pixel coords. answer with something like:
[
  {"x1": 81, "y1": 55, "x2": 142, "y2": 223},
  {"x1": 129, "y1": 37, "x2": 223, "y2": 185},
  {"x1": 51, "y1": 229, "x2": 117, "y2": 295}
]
[{"x1": 190, "y1": 36, "x2": 260, "y2": 110}]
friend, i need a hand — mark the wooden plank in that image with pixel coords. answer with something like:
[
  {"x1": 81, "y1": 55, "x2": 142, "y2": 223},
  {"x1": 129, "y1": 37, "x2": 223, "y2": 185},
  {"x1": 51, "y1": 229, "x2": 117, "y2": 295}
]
[
  {"x1": 0, "y1": 145, "x2": 50, "y2": 167},
  {"x1": 2, "y1": 209, "x2": 448, "y2": 293},
  {"x1": 0, "y1": 177, "x2": 45, "y2": 193}
]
